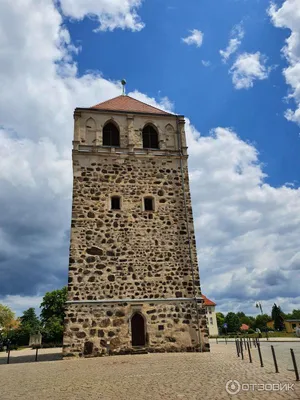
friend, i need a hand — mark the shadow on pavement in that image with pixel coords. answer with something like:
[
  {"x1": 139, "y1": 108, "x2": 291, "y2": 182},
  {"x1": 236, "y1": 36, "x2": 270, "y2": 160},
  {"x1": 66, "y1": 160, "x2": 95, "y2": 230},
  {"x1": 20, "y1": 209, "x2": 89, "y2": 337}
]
[{"x1": 0, "y1": 349, "x2": 63, "y2": 365}]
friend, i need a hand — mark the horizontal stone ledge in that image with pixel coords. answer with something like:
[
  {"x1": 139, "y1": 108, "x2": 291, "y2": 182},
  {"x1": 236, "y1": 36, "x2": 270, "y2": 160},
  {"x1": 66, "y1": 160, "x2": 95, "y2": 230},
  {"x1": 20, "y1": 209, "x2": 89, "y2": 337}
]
[{"x1": 66, "y1": 297, "x2": 203, "y2": 305}]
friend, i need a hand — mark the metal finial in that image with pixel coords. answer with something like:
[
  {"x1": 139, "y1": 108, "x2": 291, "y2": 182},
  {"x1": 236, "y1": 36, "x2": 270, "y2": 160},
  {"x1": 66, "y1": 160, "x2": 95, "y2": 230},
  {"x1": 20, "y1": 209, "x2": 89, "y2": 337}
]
[{"x1": 121, "y1": 79, "x2": 127, "y2": 95}]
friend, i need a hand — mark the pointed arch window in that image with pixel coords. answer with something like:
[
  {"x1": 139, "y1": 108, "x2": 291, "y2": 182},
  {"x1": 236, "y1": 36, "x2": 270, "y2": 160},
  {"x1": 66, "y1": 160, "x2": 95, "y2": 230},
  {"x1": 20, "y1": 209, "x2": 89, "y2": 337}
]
[
  {"x1": 142, "y1": 125, "x2": 159, "y2": 149},
  {"x1": 103, "y1": 122, "x2": 120, "y2": 147}
]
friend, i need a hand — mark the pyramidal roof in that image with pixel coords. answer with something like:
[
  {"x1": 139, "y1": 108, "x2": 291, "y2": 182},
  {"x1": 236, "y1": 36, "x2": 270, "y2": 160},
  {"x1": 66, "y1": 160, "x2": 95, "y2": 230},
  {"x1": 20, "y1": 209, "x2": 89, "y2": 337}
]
[{"x1": 91, "y1": 95, "x2": 173, "y2": 116}]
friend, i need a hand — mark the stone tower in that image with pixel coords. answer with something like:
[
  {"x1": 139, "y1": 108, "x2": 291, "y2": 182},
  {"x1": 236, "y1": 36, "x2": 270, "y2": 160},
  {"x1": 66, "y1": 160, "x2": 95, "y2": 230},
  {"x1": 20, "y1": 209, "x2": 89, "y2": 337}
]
[{"x1": 63, "y1": 95, "x2": 209, "y2": 357}]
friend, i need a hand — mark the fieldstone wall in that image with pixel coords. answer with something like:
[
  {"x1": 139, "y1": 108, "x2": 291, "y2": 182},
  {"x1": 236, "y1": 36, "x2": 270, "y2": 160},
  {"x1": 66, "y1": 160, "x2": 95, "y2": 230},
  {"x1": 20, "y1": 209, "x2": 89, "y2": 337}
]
[
  {"x1": 63, "y1": 301, "x2": 209, "y2": 357},
  {"x1": 68, "y1": 154, "x2": 201, "y2": 301},
  {"x1": 64, "y1": 109, "x2": 209, "y2": 356}
]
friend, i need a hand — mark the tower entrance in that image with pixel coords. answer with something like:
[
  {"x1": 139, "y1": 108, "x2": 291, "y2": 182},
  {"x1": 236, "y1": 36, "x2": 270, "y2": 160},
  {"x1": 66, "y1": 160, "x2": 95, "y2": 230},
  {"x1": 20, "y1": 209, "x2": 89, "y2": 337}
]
[{"x1": 131, "y1": 313, "x2": 146, "y2": 347}]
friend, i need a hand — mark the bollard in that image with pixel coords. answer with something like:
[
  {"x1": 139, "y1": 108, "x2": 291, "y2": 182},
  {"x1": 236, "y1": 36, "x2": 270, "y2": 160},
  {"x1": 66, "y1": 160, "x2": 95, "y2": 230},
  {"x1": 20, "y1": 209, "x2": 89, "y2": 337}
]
[
  {"x1": 257, "y1": 342, "x2": 264, "y2": 367},
  {"x1": 290, "y1": 349, "x2": 299, "y2": 381},
  {"x1": 35, "y1": 347, "x2": 39, "y2": 362},
  {"x1": 247, "y1": 341, "x2": 252, "y2": 363},
  {"x1": 235, "y1": 339, "x2": 240, "y2": 357},
  {"x1": 7, "y1": 348, "x2": 10, "y2": 365},
  {"x1": 271, "y1": 345, "x2": 279, "y2": 373},
  {"x1": 225, "y1": 336, "x2": 227, "y2": 345},
  {"x1": 240, "y1": 338, "x2": 244, "y2": 360}
]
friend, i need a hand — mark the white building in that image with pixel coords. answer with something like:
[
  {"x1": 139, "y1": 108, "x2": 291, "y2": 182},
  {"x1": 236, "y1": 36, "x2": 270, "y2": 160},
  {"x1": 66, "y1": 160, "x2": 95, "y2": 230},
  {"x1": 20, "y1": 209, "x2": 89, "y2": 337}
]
[{"x1": 202, "y1": 295, "x2": 218, "y2": 336}]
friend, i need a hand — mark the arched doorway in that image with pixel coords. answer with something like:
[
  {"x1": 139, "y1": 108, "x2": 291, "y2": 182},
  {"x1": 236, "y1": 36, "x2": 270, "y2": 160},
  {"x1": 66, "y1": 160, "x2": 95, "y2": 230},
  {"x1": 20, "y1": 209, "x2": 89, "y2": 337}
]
[{"x1": 131, "y1": 313, "x2": 146, "y2": 346}]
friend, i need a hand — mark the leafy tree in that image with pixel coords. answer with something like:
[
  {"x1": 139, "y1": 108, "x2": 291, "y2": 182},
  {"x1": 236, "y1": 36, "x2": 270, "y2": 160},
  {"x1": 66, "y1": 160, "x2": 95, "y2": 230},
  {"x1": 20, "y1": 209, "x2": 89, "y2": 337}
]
[
  {"x1": 40, "y1": 287, "x2": 67, "y2": 344},
  {"x1": 216, "y1": 312, "x2": 225, "y2": 328},
  {"x1": 224, "y1": 312, "x2": 240, "y2": 333},
  {"x1": 271, "y1": 303, "x2": 285, "y2": 331},
  {"x1": 40, "y1": 287, "x2": 67, "y2": 325},
  {"x1": 42, "y1": 316, "x2": 64, "y2": 344},
  {"x1": 236, "y1": 312, "x2": 255, "y2": 328},
  {"x1": 20, "y1": 308, "x2": 40, "y2": 333},
  {"x1": 0, "y1": 304, "x2": 15, "y2": 330},
  {"x1": 284, "y1": 309, "x2": 300, "y2": 320},
  {"x1": 253, "y1": 314, "x2": 272, "y2": 331}
]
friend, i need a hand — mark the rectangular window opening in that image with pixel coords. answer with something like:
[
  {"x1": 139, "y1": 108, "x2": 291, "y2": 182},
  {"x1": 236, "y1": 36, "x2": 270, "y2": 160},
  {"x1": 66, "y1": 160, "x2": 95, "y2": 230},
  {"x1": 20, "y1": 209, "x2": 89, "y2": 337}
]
[
  {"x1": 144, "y1": 197, "x2": 154, "y2": 211},
  {"x1": 111, "y1": 196, "x2": 121, "y2": 210}
]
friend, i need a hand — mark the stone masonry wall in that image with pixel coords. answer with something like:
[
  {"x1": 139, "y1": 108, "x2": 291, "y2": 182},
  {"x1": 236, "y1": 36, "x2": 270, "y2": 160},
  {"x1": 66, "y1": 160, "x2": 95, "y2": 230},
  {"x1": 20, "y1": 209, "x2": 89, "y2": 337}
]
[
  {"x1": 68, "y1": 153, "x2": 200, "y2": 301},
  {"x1": 64, "y1": 301, "x2": 208, "y2": 357}
]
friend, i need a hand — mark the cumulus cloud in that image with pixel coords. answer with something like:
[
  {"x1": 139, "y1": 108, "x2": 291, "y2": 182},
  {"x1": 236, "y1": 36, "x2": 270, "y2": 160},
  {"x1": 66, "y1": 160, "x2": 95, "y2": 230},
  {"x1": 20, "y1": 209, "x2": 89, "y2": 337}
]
[
  {"x1": 269, "y1": 0, "x2": 300, "y2": 125},
  {"x1": 0, "y1": 0, "x2": 299, "y2": 318},
  {"x1": 59, "y1": 0, "x2": 144, "y2": 32},
  {"x1": 220, "y1": 23, "x2": 244, "y2": 63},
  {"x1": 182, "y1": 29, "x2": 204, "y2": 48},
  {"x1": 230, "y1": 52, "x2": 271, "y2": 89},
  {"x1": 185, "y1": 125, "x2": 300, "y2": 314}
]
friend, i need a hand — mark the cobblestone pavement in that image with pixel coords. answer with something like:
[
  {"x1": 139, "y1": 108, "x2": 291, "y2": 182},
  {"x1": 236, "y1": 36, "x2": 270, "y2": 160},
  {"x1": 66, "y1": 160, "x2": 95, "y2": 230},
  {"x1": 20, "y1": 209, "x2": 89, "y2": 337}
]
[
  {"x1": 213, "y1": 339, "x2": 300, "y2": 372},
  {"x1": 0, "y1": 343, "x2": 299, "y2": 400}
]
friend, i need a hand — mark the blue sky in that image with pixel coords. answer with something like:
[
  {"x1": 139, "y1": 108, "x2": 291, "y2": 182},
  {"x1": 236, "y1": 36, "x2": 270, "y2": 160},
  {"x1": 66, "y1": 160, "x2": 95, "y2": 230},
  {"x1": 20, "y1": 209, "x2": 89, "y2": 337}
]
[
  {"x1": 0, "y1": 0, "x2": 300, "y2": 317},
  {"x1": 66, "y1": 0, "x2": 299, "y2": 187}
]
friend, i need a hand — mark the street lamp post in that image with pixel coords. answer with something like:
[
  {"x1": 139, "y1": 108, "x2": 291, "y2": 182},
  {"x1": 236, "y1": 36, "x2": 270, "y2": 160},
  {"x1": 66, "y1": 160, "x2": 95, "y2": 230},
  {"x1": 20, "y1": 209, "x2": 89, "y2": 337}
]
[{"x1": 256, "y1": 302, "x2": 269, "y2": 341}]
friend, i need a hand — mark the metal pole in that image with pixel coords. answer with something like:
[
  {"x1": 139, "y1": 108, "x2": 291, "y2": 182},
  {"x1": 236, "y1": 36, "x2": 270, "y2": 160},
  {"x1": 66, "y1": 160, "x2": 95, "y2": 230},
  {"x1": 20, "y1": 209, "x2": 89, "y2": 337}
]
[
  {"x1": 236, "y1": 339, "x2": 240, "y2": 357},
  {"x1": 35, "y1": 347, "x2": 38, "y2": 362},
  {"x1": 216, "y1": 337, "x2": 218, "y2": 344},
  {"x1": 271, "y1": 345, "x2": 279, "y2": 373},
  {"x1": 247, "y1": 341, "x2": 252, "y2": 363},
  {"x1": 225, "y1": 336, "x2": 227, "y2": 345},
  {"x1": 249, "y1": 337, "x2": 252, "y2": 348},
  {"x1": 290, "y1": 349, "x2": 299, "y2": 381},
  {"x1": 244, "y1": 337, "x2": 247, "y2": 350},
  {"x1": 257, "y1": 342, "x2": 264, "y2": 367},
  {"x1": 240, "y1": 338, "x2": 244, "y2": 360},
  {"x1": 7, "y1": 348, "x2": 10, "y2": 364}
]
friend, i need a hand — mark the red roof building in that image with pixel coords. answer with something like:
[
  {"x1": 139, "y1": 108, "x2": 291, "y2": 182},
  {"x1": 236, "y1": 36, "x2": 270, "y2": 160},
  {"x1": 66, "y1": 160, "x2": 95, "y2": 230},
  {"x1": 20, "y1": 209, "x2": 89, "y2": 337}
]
[
  {"x1": 91, "y1": 95, "x2": 173, "y2": 116},
  {"x1": 202, "y1": 294, "x2": 216, "y2": 306},
  {"x1": 240, "y1": 324, "x2": 249, "y2": 331}
]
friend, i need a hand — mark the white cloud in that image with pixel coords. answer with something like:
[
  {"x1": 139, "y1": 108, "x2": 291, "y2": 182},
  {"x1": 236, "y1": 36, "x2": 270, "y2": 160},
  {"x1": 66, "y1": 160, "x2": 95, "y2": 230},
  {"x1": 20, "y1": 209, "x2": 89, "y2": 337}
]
[
  {"x1": 59, "y1": 0, "x2": 144, "y2": 32},
  {"x1": 0, "y1": 295, "x2": 43, "y2": 317},
  {"x1": 220, "y1": 23, "x2": 244, "y2": 63},
  {"x1": 269, "y1": 0, "x2": 300, "y2": 125},
  {"x1": 128, "y1": 90, "x2": 175, "y2": 113},
  {"x1": 0, "y1": 0, "x2": 299, "y2": 318},
  {"x1": 201, "y1": 60, "x2": 211, "y2": 67},
  {"x1": 182, "y1": 29, "x2": 204, "y2": 48},
  {"x1": 230, "y1": 52, "x2": 271, "y2": 89},
  {"x1": 185, "y1": 124, "x2": 300, "y2": 314}
]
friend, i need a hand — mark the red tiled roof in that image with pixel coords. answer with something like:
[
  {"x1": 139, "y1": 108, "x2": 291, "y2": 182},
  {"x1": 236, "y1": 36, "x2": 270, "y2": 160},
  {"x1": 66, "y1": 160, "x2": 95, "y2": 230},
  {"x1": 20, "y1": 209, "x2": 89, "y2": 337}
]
[
  {"x1": 202, "y1": 294, "x2": 216, "y2": 306},
  {"x1": 240, "y1": 324, "x2": 249, "y2": 331},
  {"x1": 91, "y1": 95, "x2": 173, "y2": 115}
]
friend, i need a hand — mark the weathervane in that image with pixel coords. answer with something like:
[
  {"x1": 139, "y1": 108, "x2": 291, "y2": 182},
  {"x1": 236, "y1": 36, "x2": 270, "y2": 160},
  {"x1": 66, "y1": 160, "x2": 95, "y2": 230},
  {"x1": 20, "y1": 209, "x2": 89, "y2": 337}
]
[{"x1": 121, "y1": 79, "x2": 127, "y2": 95}]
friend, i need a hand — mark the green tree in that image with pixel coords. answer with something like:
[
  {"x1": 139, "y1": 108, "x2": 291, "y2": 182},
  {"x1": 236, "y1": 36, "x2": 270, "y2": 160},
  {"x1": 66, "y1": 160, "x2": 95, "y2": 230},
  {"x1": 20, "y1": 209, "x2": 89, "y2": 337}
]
[
  {"x1": 253, "y1": 314, "x2": 272, "y2": 331},
  {"x1": 216, "y1": 312, "x2": 225, "y2": 328},
  {"x1": 20, "y1": 308, "x2": 40, "y2": 333},
  {"x1": 284, "y1": 309, "x2": 300, "y2": 320},
  {"x1": 40, "y1": 287, "x2": 67, "y2": 344},
  {"x1": 224, "y1": 312, "x2": 241, "y2": 333},
  {"x1": 42, "y1": 316, "x2": 65, "y2": 344},
  {"x1": 271, "y1": 304, "x2": 285, "y2": 331},
  {"x1": 236, "y1": 312, "x2": 254, "y2": 328},
  {"x1": 40, "y1": 287, "x2": 67, "y2": 325},
  {"x1": 0, "y1": 304, "x2": 15, "y2": 330}
]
